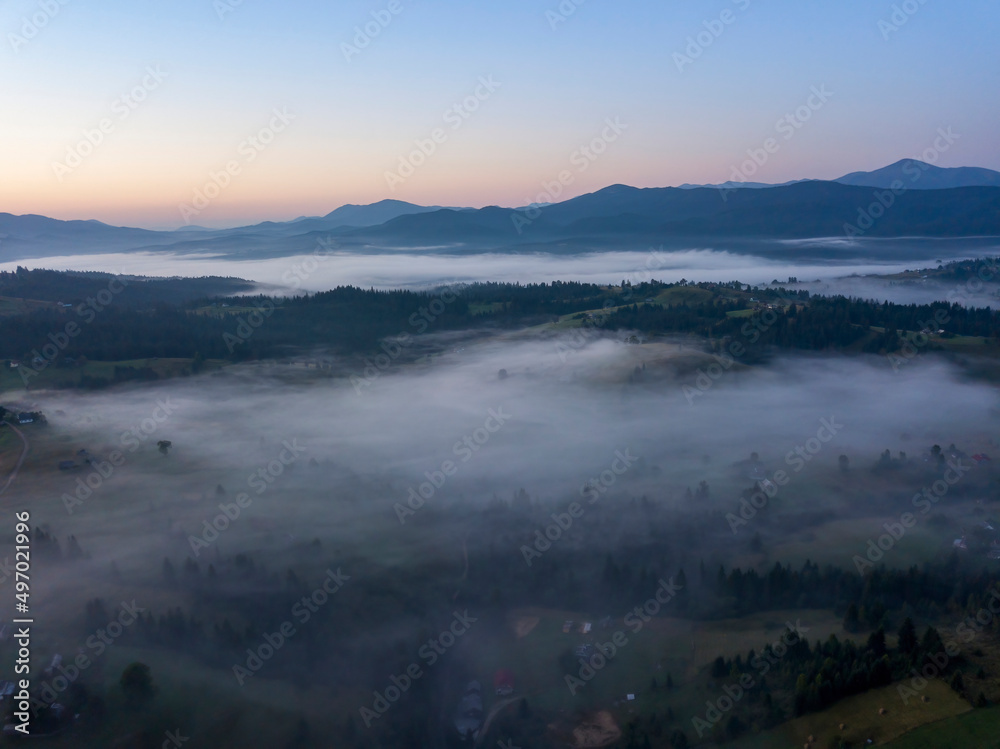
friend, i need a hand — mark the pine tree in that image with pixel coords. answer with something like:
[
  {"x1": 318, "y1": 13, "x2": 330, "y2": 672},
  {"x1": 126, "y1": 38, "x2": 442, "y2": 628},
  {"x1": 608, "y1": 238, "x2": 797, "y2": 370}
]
[
  {"x1": 843, "y1": 602, "x2": 860, "y2": 632},
  {"x1": 898, "y1": 617, "x2": 918, "y2": 656},
  {"x1": 921, "y1": 626, "x2": 944, "y2": 655},
  {"x1": 949, "y1": 671, "x2": 965, "y2": 695},
  {"x1": 867, "y1": 627, "x2": 887, "y2": 658}
]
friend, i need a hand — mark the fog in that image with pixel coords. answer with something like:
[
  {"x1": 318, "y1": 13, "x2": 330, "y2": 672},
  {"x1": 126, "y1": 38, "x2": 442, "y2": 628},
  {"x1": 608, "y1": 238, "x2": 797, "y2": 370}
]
[
  {"x1": 787, "y1": 275, "x2": 1000, "y2": 307},
  {"x1": 6, "y1": 318, "x2": 1000, "y2": 744},
  {"x1": 2, "y1": 247, "x2": 997, "y2": 297},
  {"x1": 15, "y1": 332, "x2": 999, "y2": 599}
]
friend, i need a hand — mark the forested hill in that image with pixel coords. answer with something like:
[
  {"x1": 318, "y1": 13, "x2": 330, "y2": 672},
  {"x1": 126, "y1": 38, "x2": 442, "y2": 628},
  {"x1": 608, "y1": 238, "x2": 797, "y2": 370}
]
[
  {"x1": 0, "y1": 268, "x2": 256, "y2": 306},
  {"x1": 1, "y1": 268, "x2": 999, "y2": 389}
]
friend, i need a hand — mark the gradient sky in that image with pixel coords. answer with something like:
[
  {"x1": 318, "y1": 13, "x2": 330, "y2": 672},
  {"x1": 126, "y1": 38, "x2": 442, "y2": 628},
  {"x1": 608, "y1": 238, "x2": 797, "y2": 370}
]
[{"x1": 2, "y1": 0, "x2": 998, "y2": 229}]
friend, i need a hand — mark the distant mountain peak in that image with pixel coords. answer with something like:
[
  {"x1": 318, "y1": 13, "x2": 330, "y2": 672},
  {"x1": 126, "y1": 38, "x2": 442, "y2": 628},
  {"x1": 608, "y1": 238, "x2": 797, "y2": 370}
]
[
  {"x1": 834, "y1": 160, "x2": 1000, "y2": 190},
  {"x1": 672, "y1": 160, "x2": 1000, "y2": 193},
  {"x1": 322, "y1": 198, "x2": 420, "y2": 219}
]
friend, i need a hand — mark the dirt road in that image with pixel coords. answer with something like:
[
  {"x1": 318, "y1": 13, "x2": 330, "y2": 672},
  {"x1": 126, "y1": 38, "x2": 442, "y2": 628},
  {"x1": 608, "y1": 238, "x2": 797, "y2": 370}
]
[{"x1": 0, "y1": 421, "x2": 29, "y2": 497}]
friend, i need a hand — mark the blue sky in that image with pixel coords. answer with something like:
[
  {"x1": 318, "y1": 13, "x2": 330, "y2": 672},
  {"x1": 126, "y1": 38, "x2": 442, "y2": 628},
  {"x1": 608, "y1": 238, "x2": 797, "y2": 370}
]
[{"x1": 2, "y1": 0, "x2": 998, "y2": 227}]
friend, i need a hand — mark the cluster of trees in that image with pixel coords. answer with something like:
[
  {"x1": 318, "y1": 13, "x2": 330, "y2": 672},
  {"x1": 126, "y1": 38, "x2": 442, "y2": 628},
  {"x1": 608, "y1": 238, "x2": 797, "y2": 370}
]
[
  {"x1": 701, "y1": 616, "x2": 989, "y2": 743},
  {"x1": 0, "y1": 279, "x2": 616, "y2": 368},
  {"x1": 0, "y1": 267, "x2": 253, "y2": 305},
  {"x1": 600, "y1": 291, "x2": 1000, "y2": 355},
  {"x1": 6, "y1": 272, "x2": 998, "y2": 384},
  {"x1": 708, "y1": 560, "x2": 1000, "y2": 624},
  {"x1": 45, "y1": 505, "x2": 1000, "y2": 748},
  {"x1": 31, "y1": 526, "x2": 85, "y2": 561}
]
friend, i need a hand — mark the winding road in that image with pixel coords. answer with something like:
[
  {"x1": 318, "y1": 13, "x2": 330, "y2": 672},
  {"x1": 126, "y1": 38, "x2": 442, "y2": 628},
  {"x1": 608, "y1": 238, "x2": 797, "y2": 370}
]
[
  {"x1": 0, "y1": 421, "x2": 29, "y2": 498},
  {"x1": 475, "y1": 696, "x2": 519, "y2": 747}
]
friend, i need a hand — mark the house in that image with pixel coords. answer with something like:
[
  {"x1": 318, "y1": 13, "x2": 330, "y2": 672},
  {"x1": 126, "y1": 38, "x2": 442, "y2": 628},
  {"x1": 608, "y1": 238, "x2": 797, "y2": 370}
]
[
  {"x1": 17, "y1": 413, "x2": 34, "y2": 424},
  {"x1": 581, "y1": 622, "x2": 592, "y2": 635},
  {"x1": 494, "y1": 669, "x2": 515, "y2": 696},
  {"x1": 562, "y1": 620, "x2": 574, "y2": 633}
]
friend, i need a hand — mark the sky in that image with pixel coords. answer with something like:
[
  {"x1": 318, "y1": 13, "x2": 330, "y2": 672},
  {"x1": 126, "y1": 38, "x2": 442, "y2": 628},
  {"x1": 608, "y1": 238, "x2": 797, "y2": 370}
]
[{"x1": 2, "y1": 0, "x2": 998, "y2": 229}]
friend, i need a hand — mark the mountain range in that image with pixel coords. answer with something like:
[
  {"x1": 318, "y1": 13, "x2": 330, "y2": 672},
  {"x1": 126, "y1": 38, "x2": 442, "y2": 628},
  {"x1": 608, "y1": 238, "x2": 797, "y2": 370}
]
[{"x1": 1, "y1": 160, "x2": 999, "y2": 261}]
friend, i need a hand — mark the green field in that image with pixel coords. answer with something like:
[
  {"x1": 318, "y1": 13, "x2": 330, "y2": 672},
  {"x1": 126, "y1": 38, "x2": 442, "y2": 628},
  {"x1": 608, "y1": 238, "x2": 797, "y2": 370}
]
[
  {"x1": 884, "y1": 704, "x2": 1000, "y2": 748},
  {"x1": 0, "y1": 357, "x2": 225, "y2": 391},
  {"x1": 726, "y1": 680, "x2": 972, "y2": 749},
  {"x1": 651, "y1": 286, "x2": 718, "y2": 306}
]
